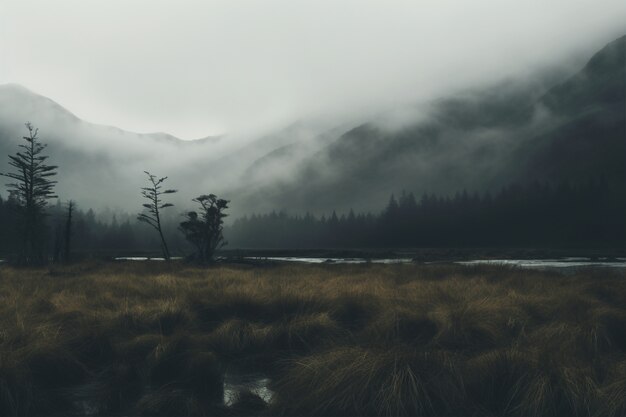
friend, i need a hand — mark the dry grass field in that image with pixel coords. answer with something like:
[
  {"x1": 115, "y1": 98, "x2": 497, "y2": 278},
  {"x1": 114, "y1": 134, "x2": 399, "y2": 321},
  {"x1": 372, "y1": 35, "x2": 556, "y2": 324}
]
[{"x1": 0, "y1": 261, "x2": 625, "y2": 416}]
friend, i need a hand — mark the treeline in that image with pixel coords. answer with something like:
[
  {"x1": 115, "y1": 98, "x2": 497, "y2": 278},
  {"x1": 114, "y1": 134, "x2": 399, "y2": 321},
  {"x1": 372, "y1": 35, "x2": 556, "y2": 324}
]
[
  {"x1": 2, "y1": 179, "x2": 623, "y2": 256},
  {"x1": 227, "y1": 179, "x2": 626, "y2": 248},
  {"x1": 0, "y1": 191, "x2": 226, "y2": 260},
  {"x1": 0, "y1": 191, "x2": 232, "y2": 260},
  {"x1": 0, "y1": 196, "x2": 186, "y2": 257},
  {"x1": 2, "y1": 122, "x2": 624, "y2": 258},
  {"x1": 1, "y1": 123, "x2": 228, "y2": 264}
]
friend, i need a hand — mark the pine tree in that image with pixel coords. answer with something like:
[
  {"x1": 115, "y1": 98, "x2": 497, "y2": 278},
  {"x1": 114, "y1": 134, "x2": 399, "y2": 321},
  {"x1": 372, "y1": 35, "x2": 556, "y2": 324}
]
[{"x1": 1, "y1": 123, "x2": 58, "y2": 264}]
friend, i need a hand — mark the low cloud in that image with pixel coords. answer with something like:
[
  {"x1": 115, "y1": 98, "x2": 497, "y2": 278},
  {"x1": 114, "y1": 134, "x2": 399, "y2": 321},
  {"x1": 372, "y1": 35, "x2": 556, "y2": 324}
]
[{"x1": 1, "y1": 1, "x2": 624, "y2": 140}]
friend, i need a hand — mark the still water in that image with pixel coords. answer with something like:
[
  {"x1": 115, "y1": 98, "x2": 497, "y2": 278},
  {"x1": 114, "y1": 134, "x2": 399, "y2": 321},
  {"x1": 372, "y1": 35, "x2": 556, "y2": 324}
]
[{"x1": 243, "y1": 256, "x2": 626, "y2": 269}]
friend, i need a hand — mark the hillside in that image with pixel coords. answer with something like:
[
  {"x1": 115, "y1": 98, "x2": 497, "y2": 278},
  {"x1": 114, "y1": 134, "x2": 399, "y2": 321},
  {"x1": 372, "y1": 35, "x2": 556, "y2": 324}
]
[
  {"x1": 234, "y1": 35, "x2": 625, "y2": 214},
  {"x1": 1, "y1": 35, "x2": 624, "y2": 217}
]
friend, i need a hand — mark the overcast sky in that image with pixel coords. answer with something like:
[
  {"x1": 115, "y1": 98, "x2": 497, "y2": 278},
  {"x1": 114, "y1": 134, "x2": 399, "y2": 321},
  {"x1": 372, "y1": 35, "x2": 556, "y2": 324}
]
[{"x1": 1, "y1": 0, "x2": 625, "y2": 139}]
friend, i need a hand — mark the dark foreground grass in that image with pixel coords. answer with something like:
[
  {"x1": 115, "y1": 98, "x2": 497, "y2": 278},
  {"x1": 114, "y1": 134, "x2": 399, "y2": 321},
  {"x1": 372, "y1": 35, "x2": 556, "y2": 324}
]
[{"x1": 0, "y1": 261, "x2": 625, "y2": 416}]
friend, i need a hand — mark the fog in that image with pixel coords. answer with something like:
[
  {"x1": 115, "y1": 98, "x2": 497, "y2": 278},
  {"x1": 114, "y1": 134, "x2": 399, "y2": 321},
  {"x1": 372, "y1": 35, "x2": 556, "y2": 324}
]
[
  {"x1": 0, "y1": 1, "x2": 624, "y2": 220},
  {"x1": 1, "y1": 1, "x2": 625, "y2": 140}
]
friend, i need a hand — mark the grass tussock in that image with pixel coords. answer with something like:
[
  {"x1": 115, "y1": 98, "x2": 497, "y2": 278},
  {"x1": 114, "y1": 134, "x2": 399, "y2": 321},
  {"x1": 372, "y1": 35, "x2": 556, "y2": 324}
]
[
  {"x1": 0, "y1": 261, "x2": 624, "y2": 416},
  {"x1": 271, "y1": 347, "x2": 464, "y2": 416}
]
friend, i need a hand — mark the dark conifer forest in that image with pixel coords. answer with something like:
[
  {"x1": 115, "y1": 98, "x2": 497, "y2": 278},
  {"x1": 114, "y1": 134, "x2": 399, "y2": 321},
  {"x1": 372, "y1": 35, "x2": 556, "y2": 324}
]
[
  {"x1": 228, "y1": 179, "x2": 626, "y2": 249},
  {"x1": 1, "y1": 177, "x2": 624, "y2": 258}
]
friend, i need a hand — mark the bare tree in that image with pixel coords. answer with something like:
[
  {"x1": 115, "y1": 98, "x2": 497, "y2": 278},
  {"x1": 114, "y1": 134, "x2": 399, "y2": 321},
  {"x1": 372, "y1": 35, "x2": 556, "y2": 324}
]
[
  {"x1": 1, "y1": 123, "x2": 57, "y2": 264},
  {"x1": 137, "y1": 171, "x2": 177, "y2": 260}
]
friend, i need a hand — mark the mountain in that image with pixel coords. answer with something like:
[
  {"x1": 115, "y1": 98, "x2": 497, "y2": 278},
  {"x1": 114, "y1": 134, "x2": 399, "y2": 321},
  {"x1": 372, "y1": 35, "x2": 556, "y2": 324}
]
[
  {"x1": 0, "y1": 84, "x2": 217, "y2": 145},
  {"x1": 232, "y1": 35, "x2": 626, "y2": 214},
  {"x1": 0, "y1": 84, "x2": 350, "y2": 216},
  {"x1": 542, "y1": 35, "x2": 625, "y2": 113},
  {"x1": 515, "y1": 35, "x2": 626, "y2": 184},
  {"x1": 1, "y1": 35, "x2": 624, "y2": 218},
  {"x1": 0, "y1": 84, "x2": 222, "y2": 211}
]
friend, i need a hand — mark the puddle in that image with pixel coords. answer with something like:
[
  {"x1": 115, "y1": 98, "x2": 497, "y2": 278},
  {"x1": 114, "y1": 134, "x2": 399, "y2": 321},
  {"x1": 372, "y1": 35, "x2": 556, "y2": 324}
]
[
  {"x1": 65, "y1": 371, "x2": 274, "y2": 415},
  {"x1": 75, "y1": 399, "x2": 99, "y2": 416},
  {"x1": 63, "y1": 379, "x2": 107, "y2": 416},
  {"x1": 223, "y1": 372, "x2": 274, "y2": 406}
]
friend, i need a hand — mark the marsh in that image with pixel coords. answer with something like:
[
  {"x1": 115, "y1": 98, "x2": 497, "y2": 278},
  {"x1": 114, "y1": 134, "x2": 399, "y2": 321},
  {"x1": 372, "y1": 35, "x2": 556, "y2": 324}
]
[{"x1": 0, "y1": 262, "x2": 624, "y2": 416}]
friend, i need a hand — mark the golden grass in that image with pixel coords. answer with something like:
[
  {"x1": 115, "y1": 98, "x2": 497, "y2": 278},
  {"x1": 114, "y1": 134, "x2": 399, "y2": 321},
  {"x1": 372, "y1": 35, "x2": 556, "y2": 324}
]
[{"x1": 0, "y1": 261, "x2": 624, "y2": 416}]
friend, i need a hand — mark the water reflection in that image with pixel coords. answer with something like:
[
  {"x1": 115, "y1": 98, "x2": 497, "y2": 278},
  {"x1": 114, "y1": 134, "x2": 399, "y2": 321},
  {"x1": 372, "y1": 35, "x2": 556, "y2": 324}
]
[
  {"x1": 246, "y1": 256, "x2": 626, "y2": 268},
  {"x1": 244, "y1": 256, "x2": 413, "y2": 264},
  {"x1": 457, "y1": 259, "x2": 626, "y2": 268},
  {"x1": 112, "y1": 255, "x2": 626, "y2": 269},
  {"x1": 223, "y1": 372, "x2": 273, "y2": 406}
]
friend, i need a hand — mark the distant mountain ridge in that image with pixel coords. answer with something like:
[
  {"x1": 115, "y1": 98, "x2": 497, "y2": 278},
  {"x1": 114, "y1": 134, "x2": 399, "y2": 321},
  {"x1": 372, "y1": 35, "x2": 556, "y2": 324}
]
[
  {"x1": 231, "y1": 34, "x2": 625, "y2": 214},
  {"x1": 0, "y1": 83, "x2": 219, "y2": 145},
  {"x1": 542, "y1": 35, "x2": 625, "y2": 113},
  {"x1": 0, "y1": 83, "x2": 350, "y2": 214},
  {"x1": 1, "y1": 35, "x2": 624, "y2": 217},
  {"x1": 516, "y1": 35, "x2": 625, "y2": 185},
  {"x1": 0, "y1": 83, "x2": 232, "y2": 211}
]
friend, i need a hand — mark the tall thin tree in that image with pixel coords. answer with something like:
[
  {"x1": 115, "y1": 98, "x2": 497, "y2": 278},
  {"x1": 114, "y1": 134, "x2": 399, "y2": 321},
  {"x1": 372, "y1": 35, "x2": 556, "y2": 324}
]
[
  {"x1": 137, "y1": 171, "x2": 177, "y2": 260},
  {"x1": 1, "y1": 123, "x2": 57, "y2": 264},
  {"x1": 64, "y1": 200, "x2": 74, "y2": 263}
]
